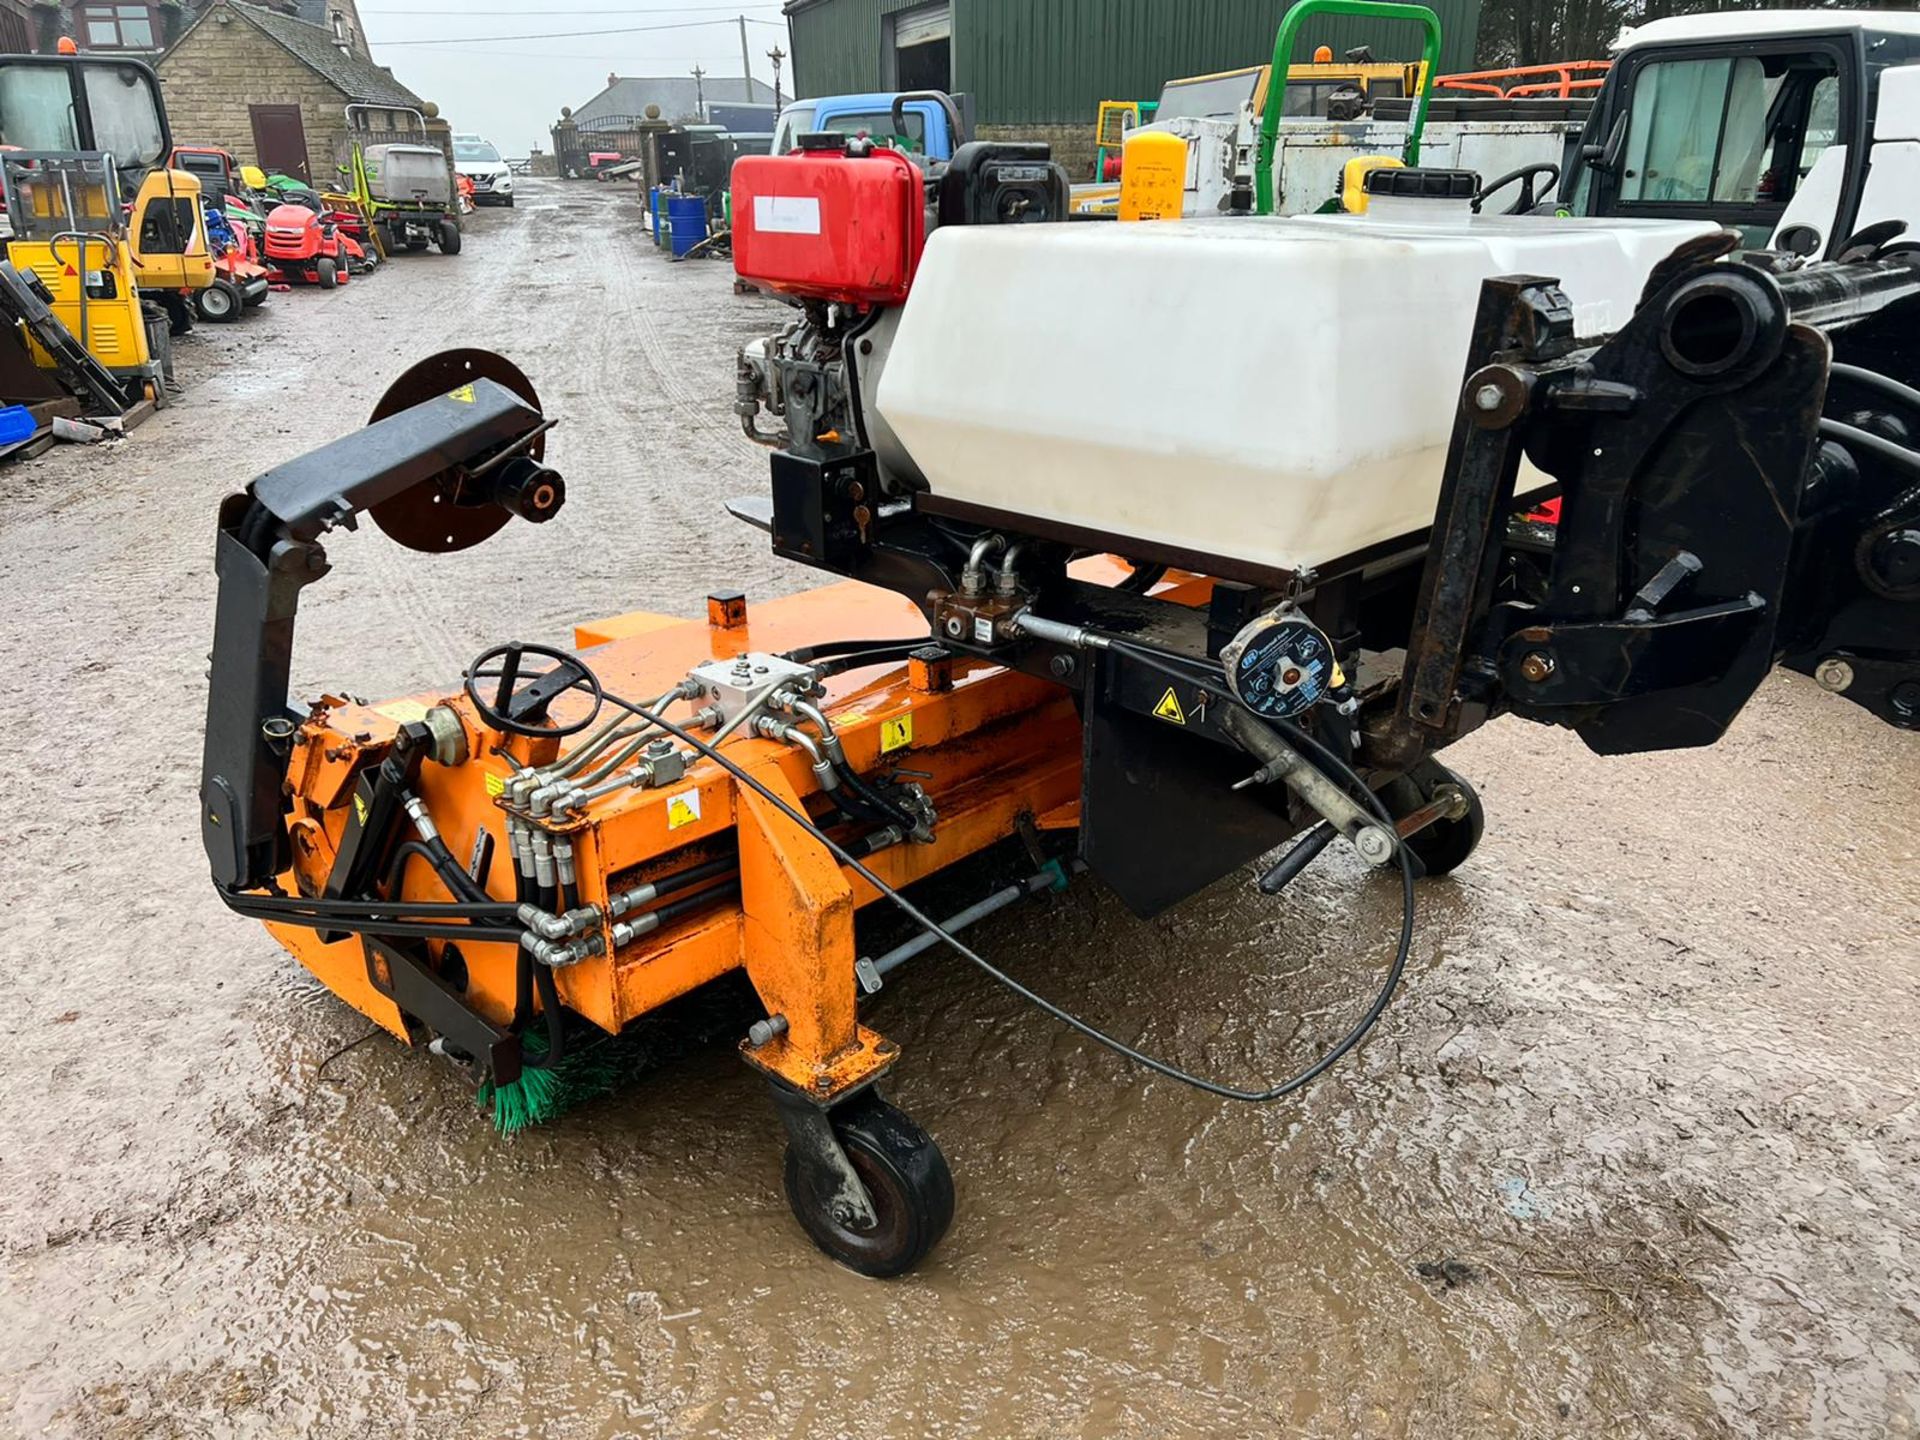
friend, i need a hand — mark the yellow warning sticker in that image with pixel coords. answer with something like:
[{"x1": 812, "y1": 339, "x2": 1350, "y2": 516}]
[
  {"x1": 667, "y1": 789, "x2": 703, "y2": 830},
  {"x1": 448, "y1": 383, "x2": 476, "y2": 403},
  {"x1": 353, "y1": 792, "x2": 368, "y2": 825},
  {"x1": 373, "y1": 698, "x2": 430, "y2": 723},
  {"x1": 880, "y1": 712, "x2": 914, "y2": 753},
  {"x1": 484, "y1": 772, "x2": 506, "y2": 798},
  {"x1": 1153, "y1": 687, "x2": 1186, "y2": 725}
]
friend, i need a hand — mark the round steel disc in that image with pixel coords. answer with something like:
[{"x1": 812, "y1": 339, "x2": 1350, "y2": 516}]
[{"x1": 368, "y1": 349, "x2": 545, "y2": 553}]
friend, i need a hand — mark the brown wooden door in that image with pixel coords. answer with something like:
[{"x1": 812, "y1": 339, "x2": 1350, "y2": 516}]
[{"x1": 248, "y1": 104, "x2": 309, "y2": 183}]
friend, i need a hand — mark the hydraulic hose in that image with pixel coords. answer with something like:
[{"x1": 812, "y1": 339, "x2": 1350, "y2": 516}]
[{"x1": 596, "y1": 683, "x2": 1417, "y2": 1106}]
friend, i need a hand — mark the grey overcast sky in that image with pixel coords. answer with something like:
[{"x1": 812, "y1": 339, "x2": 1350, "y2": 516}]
[{"x1": 359, "y1": 1, "x2": 792, "y2": 155}]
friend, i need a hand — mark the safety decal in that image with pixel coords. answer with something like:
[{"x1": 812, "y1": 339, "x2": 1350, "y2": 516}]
[
  {"x1": 667, "y1": 789, "x2": 703, "y2": 830},
  {"x1": 448, "y1": 383, "x2": 476, "y2": 403},
  {"x1": 1153, "y1": 687, "x2": 1186, "y2": 725},
  {"x1": 353, "y1": 792, "x2": 369, "y2": 824},
  {"x1": 880, "y1": 713, "x2": 914, "y2": 753},
  {"x1": 483, "y1": 772, "x2": 506, "y2": 798}
]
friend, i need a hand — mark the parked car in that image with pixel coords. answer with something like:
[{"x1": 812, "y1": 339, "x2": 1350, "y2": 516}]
[{"x1": 452, "y1": 133, "x2": 514, "y2": 207}]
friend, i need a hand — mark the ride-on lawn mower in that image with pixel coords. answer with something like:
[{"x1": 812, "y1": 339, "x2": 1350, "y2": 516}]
[
  {"x1": 202, "y1": 130, "x2": 1920, "y2": 1275},
  {"x1": 261, "y1": 203, "x2": 348, "y2": 288},
  {"x1": 196, "y1": 200, "x2": 270, "y2": 322}
]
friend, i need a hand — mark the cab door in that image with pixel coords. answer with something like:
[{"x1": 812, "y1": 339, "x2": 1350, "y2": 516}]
[{"x1": 1564, "y1": 34, "x2": 1862, "y2": 251}]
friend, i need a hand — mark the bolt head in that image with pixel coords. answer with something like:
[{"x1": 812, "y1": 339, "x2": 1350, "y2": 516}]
[
  {"x1": 1473, "y1": 383, "x2": 1505, "y2": 412},
  {"x1": 1353, "y1": 826, "x2": 1395, "y2": 866},
  {"x1": 1519, "y1": 650, "x2": 1556, "y2": 684},
  {"x1": 1048, "y1": 653, "x2": 1076, "y2": 679},
  {"x1": 1814, "y1": 657, "x2": 1855, "y2": 693}
]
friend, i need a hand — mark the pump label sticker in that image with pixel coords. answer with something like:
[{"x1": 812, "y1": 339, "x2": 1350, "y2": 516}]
[
  {"x1": 1152, "y1": 688, "x2": 1187, "y2": 725},
  {"x1": 753, "y1": 195, "x2": 822, "y2": 235},
  {"x1": 447, "y1": 383, "x2": 476, "y2": 403},
  {"x1": 666, "y1": 789, "x2": 703, "y2": 830},
  {"x1": 880, "y1": 713, "x2": 914, "y2": 753},
  {"x1": 373, "y1": 698, "x2": 430, "y2": 723}
]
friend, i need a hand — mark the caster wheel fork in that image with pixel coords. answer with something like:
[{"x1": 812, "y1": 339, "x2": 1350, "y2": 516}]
[
  {"x1": 770, "y1": 1080, "x2": 954, "y2": 1278},
  {"x1": 1381, "y1": 758, "x2": 1486, "y2": 878}
]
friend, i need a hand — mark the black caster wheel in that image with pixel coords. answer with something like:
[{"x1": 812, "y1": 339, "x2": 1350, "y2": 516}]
[
  {"x1": 783, "y1": 1091, "x2": 954, "y2": 1278},
  {"x1": 1380, "y1": 759, "x2": 1485, "y2": 877}
]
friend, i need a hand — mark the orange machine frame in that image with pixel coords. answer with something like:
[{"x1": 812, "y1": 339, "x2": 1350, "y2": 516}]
[{"x1": 269, "y1": 566, "x2": 1206, "y2": 1103}]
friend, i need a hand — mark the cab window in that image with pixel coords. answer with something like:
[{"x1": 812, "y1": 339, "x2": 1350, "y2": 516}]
[
  {"x1": 816, "y1": 110, "x2": 926, "y2": 153},
  {"x1": 1618, "y1": 51, "x2": 1838, "y2": 210}
]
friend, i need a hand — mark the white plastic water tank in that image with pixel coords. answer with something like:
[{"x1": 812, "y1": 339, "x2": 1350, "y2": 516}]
[{"x1": 874, "y1": 209, "x2": 1719, "y2": 579}]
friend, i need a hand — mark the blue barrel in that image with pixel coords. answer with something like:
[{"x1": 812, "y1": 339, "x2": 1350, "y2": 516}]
[
  {"x1": 648, "y1": 186, "x2": 663, "y2": 243},
  {"x1": 667, "y1": 195, "x2": 707, "y2": 257}
]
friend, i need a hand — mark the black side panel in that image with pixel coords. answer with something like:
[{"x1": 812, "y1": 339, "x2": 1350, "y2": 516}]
[{"x1": 1080, "y1": 658, "x2": 1297, "y2": 919}]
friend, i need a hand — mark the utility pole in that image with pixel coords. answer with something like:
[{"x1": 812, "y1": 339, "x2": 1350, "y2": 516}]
[
  {"x1": 691, "y1": 63, "x2": 706, "y2": 115},
  {"x1": 738, "y1": 15, "x2": 754, "y2": 96},
  {"x1": 768, "y1": 44, "x2": 785, "y2": 110}
]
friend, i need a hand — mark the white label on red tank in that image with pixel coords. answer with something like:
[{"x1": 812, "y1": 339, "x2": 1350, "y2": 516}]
[{"x1": 752, "y1": 195, "x2": 822, "y2": 235}]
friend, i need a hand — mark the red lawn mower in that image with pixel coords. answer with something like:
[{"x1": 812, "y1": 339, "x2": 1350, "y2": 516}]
[{"x1": 262, "y1": 202, "x2": 349, "y2": 288}]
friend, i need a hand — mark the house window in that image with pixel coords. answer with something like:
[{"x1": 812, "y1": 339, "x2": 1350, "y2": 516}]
[{"x1": 78, "y1": 3, "x2": 156, "y2": 49}]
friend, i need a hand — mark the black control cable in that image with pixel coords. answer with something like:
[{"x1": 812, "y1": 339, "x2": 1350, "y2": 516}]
[{"x1": 594, "y1": 672, "x2": 1417, "y2": 1105}]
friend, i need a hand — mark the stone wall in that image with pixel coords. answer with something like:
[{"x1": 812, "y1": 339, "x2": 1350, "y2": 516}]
[
  {"x1": 156, "y1": 12, "x2": 353, "y2": 181},
  {"x1": 977, "y1": 122, "x2": 1097, "y2": 183}
]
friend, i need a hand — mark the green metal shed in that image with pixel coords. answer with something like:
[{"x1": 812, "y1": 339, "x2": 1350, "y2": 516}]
[{"x1": 784, "y1": 0, "x2": 1484, "y2": 126}]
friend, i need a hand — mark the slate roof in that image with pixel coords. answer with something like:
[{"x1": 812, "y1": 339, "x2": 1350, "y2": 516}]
[
  {"x1": 229, "y1": 2, "x2": 425, "y2": 107},
  {"x1": 571, "y1": 75, "x2": 774, "y2": 126}
]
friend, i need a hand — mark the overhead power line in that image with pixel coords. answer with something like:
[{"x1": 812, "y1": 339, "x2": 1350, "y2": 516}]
[
  {"x1": 373, "y1": 15, "x2": 781, "y2": 44},
  {"x1": 364, "y1": 3, "x2": 782, "y2": 14}
]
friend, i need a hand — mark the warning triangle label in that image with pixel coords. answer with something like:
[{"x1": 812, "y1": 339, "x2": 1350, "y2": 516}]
[{"x1": 1152, "y1": 687, "x2": 1186, "y2": 725}]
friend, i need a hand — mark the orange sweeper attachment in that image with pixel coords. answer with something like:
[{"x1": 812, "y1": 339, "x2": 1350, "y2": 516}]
[{"x1": 202, "y1": 137, "x2": 1920, "y2": 1275}]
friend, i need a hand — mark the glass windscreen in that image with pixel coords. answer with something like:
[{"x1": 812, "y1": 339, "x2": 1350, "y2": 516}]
[
  {"x1": 815, "y1": 110, "x2": 927, "y2": 151},
  {"x1": 0, "y1": 65, "x2": 81, "y2": 151},
  {"x1": 81, "y1": 62, "x2": 166, "y2": 168},
  {"x1": 1155, "y1": 67, "x2": 1264, "y2": 122},
  {"x1": 771, "y1": 104, "x2": 815, "y2": 153},
  {"x1": 454, "y1": 141, "x2": 502, "y2": 162}
]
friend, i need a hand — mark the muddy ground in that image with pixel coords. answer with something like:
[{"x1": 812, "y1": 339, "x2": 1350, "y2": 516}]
[{"x1": 0, "y1": 179, "x2": 1915, "y2": 1438}]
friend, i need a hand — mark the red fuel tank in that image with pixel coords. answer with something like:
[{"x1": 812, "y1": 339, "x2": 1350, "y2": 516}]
[{"x1": 731, "y1": 145, "x2": 926, "y2": 306}]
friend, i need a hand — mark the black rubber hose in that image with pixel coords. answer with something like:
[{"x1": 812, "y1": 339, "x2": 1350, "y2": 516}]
[
  {"x1": 527, "y1": 960, "x2": 566, "y2": 1069},
  {"x1": 600, "y1": 683, "x2": 1417, "y2": 1106},
  {"x1": 218, "y1": 900, "x2": 526, "y2": 944},
  {"x1": 835, "y1": 760, "x2": 924, "y2": 835},
  {"x1": 225, "y1": 890, "x2": 516, "y2": 920},
  {"x1": 1830, "y1": 361, "x2": 1920, "y2": 417},
  {"x1": 652, "y1": 878, "x2": 741, "y2": 925},
  {"x1": 781, "y1": 635, "x2": 928, "y2": 664},
  {"x1": 1821, "y1": 416, "x2": 1920, "y2": 478},
  {"x1": 815, "y1": 644, "x2": 926, "y2": 678}
]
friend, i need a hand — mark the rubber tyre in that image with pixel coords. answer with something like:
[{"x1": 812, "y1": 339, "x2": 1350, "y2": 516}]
[
  {"x1": 195, "y1": 279, "x2": 242, "y2": 323},
  {"x1": 783, "y1": 1093, "x2": 954, "y2": 1278},
  {"x1": 504, "y1": 195, "x2": 515, "y2": 207},
  {"x1": 316, "y1": 256, "x2": 338, "y2": 289},
  {"x1": 1380, "y1": 759, "x2": 1485, "y2": 878},
  {"x1": 437, "y1": 219, "x2": 463, "y2": 255}
]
